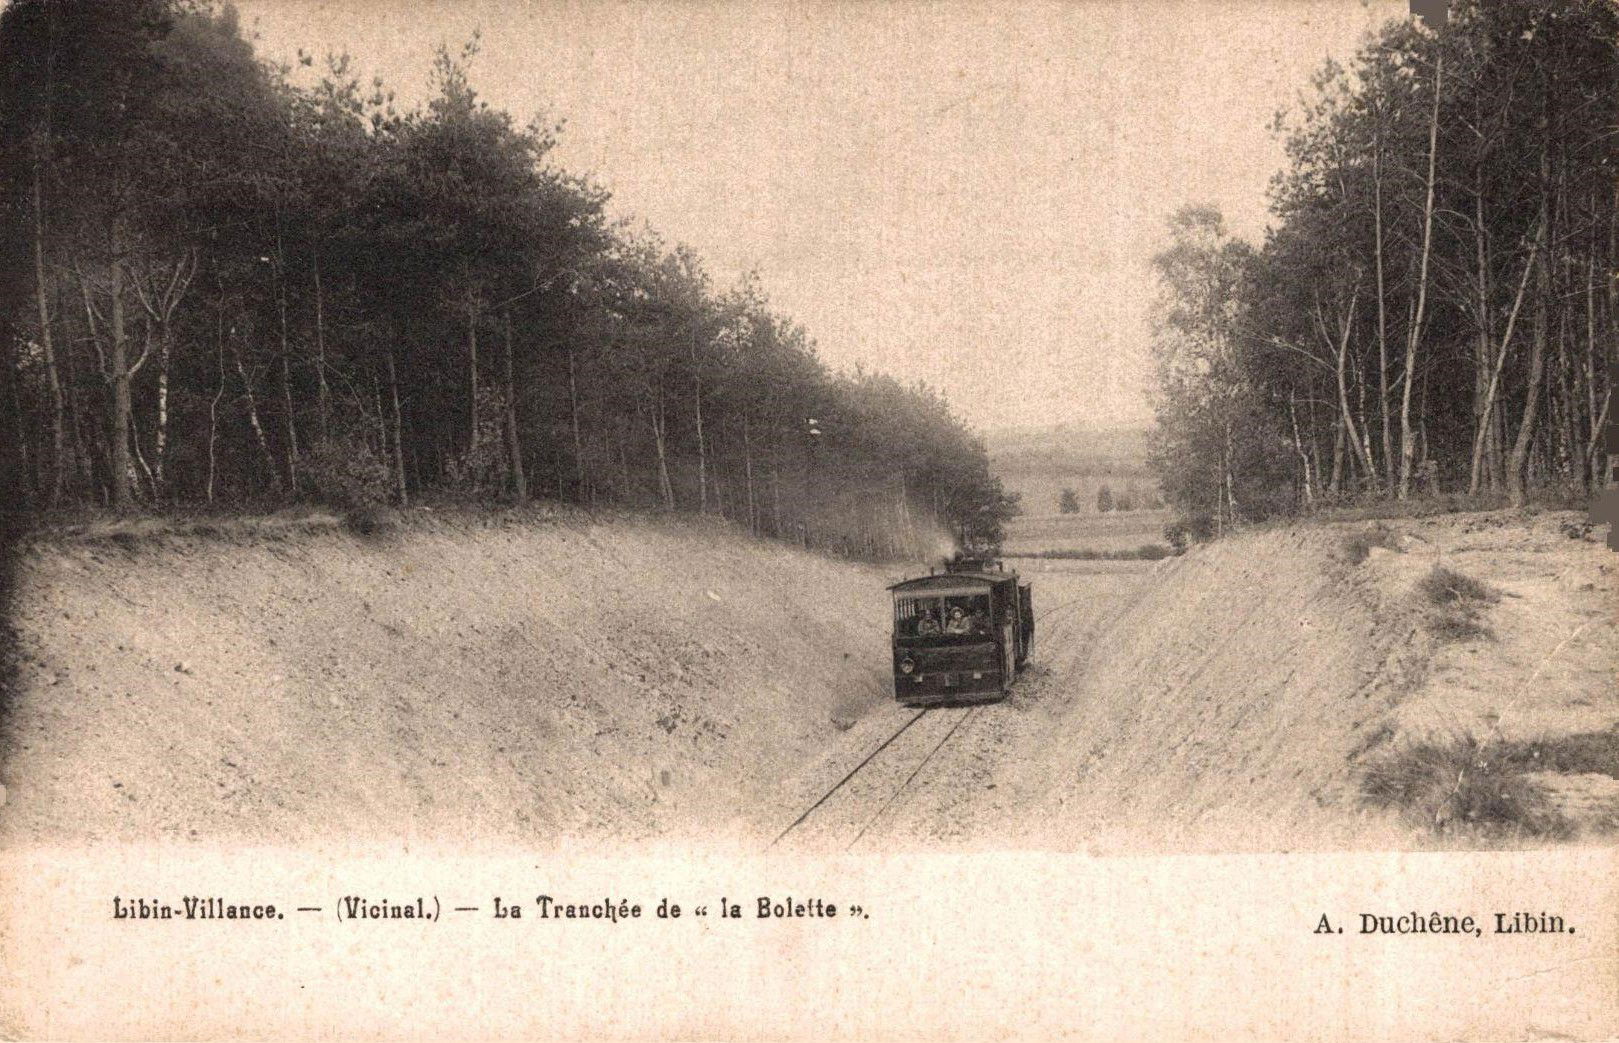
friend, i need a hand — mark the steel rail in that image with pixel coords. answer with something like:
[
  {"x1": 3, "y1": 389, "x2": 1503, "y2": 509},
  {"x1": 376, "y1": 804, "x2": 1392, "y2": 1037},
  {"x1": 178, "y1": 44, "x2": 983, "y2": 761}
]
[
  {"x1": 768, "y1": 708, "x2": 930, "y2": 849},
  {"x1": 846, "y1": 706, "x2": 978, "y2": 851}
]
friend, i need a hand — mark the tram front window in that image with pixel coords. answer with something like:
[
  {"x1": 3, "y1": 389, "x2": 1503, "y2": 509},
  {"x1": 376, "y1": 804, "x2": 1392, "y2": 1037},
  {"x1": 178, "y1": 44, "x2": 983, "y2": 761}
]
[{"x1": 895, "y1": 594, "x2": 992, "y2": 638}]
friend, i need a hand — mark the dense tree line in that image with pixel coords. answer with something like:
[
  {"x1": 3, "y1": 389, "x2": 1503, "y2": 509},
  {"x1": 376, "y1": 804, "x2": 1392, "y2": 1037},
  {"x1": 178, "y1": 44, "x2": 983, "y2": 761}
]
[
  {"x1": 1149, "y1": 0, "x2": 1616, "y2": 532},
  {"x1": 0, "y1": 1, "x2": 1017, "y2": 556}
]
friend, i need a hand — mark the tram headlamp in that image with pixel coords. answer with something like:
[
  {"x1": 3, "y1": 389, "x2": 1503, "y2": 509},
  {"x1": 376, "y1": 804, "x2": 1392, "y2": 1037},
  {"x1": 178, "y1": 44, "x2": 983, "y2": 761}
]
[{"x1": 899, "y1": 657, "x2": 916, "y2": 674}]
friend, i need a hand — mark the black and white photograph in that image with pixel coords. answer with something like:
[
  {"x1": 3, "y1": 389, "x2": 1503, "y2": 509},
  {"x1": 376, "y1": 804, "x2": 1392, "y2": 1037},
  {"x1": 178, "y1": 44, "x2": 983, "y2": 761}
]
[{"x1": 0, "y1": 0, "x2": 1614, "y2": 1037}]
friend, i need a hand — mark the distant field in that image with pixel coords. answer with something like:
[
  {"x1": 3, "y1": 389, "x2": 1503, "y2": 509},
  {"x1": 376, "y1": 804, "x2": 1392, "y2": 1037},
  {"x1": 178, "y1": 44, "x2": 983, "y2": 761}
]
[
  {"x1": 983, "y1": 423, "x2": 1159, "y2": 519},
  {"x1": 1002, "y1": 510, "x2": 1172, "y2": 555}
]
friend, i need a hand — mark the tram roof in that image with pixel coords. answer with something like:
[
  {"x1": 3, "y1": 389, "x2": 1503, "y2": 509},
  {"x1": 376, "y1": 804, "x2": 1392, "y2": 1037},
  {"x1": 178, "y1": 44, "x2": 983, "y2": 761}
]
[{"x1": 888, "y1": 570, "x2": 1018, "y2": 593}]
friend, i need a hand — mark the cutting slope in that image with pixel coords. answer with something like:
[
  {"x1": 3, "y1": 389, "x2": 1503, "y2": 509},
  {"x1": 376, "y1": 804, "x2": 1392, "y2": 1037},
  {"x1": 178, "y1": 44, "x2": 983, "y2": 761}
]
[
  {"x1": 1025, "y1": 528, "x2": 1416, "y2": 850},
  {"x1": 1007, "y1": 512, "x2": 1615, "y2": 851},
  {"x1": 1, "y1": 510, "x2": 892, "y2": 850}
]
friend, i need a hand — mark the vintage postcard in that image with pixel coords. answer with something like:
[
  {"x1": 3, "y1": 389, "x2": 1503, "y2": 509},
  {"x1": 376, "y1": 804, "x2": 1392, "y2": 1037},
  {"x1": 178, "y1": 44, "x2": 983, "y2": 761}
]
[{"x1": 0, "y1": 0, "x2": 1614, "y2": 1038}]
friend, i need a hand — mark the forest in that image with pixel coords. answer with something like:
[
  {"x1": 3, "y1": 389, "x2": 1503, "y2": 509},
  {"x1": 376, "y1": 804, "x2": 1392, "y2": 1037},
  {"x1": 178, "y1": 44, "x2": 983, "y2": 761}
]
[
  {"x1": 1149, "y1": 0, "x2": 1617, "y2": 534},
  {"x1": 0, "y1": 0, "x2": 1018, "y2": 557}
]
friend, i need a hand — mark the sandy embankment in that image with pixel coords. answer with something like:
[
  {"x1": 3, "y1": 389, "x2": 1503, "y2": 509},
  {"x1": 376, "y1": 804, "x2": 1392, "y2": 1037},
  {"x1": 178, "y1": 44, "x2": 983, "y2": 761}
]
[{"x1": 1, "y1": 511, "x2": 895, "y2": 850}]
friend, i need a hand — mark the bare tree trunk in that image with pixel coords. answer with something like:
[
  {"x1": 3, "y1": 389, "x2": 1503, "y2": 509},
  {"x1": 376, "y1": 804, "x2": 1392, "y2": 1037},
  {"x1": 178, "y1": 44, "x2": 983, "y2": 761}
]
[
  {"x1": 1585, "y1": 254, "x2": 1609, "y2": 486},
  {"x1": 1589, "y1": 386, "x2": 1612, "y2": 488},
  {"x1": 386, "y1": 349, "x2": 407, "y2": 507},
  {"x1": 651, "y1": 390, "x2": 675, "y2": 510},
  {"x1": 275, "y1": 232, "x2": 298, "y2": 493},
  {"x1": 567, "y1": 346, "x2": 585, "y2": 498},
  {"x1": 371, "y1": 372, "x2": 387, "y2": 463},
  {"x1": 1491, "y1": 407, "x2": 1507, "y2": 490},
  {"x1": 1399, "y1": 51, "x2": 1442, "y2": 500},
  {"x1": 1373, "y1": 126, "x2": 1393, "y2": 492},
  {"x1": 466, "y1": 303, "x2": 479, "y2": 453},
  {"x1": 1356, "y1": 356, "x2": 1376, "y2": 487},
  {"x1": 1507, "y1": 201, "x2": 1551, "y2": 507},
  {"x1": 1323, "y1": 291, "x2": 1375, "y2": 482},
  {"x1": 502, "y1": 311, "x2": 526, "y2": 501},
  {"x1": 31, "y1": 163, "x2": 65, "y2": 507},
  {"x1": 76, "y1": 271, "x2": 111, "y2": 503},
  {"x1": 108, "y1": 233, "x2": 135, "y2": 512},
  {"x1": 691, "y1": 334, "x2": 707, "y2": 512},
  {"x1": 1469, "y1": 227, "x2": 1541, "y2": 493},
  {"x1": 64, "y1": 323, "x2": 91, "y2": 496},
  {"x1": 281, "y1": 356, "x2": 298, "y2": 493},
  {"x1": 130, "y1": 399, "x2": 157, "y2": 502},
  {"x1": 1216, "y1": 422, "x2": 1233, "y2": 535},
  {"x1": 1468, "y1": 172, "x2": 1494, "y2": 494},
  {"x1": 232, "y1": 342, "x2": 278, "y2": 489},
  {"x1": 207, "y1": 310, "x2": 225, "y2": 504},
  {"x1": 129, "y1": 250, "x2": 195, "y2": 500},
  {"x1": 771, "y1": 461, "x2": 783, "y2": 537},
  {"x1": 742, "y1": 413, "x2": 756, "y2": 535},
  {"x1": 1289, "y1": 391, "x2": 1314, "y2": 508},
  {"x1": 25, "y1": 16, "x2": 65, "y2": 508},
  {"x1": 1556, "y1": 311, "x2": 1576, "y2": 481},
  {"x1": 312, "y1": 251, "x2": 330, "y2": 441},
  {"x1": 897, "y1": 470, "x2": 911, "y2": 551},
  {"x1": 7, "y1": 350, "x2": 32, "y2": 506},
  {"x1": 1330, "y1": 413, "x2": 1345, "y2": 494},
  {"x1": 154, "y1": 324, "x2": 170, "y2": 493}
]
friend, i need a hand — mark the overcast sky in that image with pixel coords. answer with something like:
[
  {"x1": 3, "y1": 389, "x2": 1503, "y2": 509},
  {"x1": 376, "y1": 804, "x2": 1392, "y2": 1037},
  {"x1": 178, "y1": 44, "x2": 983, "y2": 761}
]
[{"x1": 238, "y1": 0, "x2": 1407, "y2": 434}]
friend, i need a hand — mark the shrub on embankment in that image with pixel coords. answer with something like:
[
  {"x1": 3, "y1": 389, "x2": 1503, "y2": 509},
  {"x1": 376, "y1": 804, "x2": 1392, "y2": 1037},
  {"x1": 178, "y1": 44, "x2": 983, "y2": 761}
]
[
  {"x1": 1415, "y1": 564, "x2": 1502, "y2": 643},
  {"x1": 1360, "y1": 727, "x2": 1619, "y2": 840}
]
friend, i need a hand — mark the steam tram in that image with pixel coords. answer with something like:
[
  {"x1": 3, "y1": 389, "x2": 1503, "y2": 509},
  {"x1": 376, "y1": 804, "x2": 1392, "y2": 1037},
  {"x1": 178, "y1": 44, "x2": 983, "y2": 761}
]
[{"x1": 889, "y1": 556, "x2": 1033, "y2": 705}]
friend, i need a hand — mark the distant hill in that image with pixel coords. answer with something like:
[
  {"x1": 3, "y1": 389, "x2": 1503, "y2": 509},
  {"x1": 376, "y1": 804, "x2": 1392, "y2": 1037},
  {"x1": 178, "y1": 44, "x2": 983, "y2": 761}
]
[{"x1": 984, "y1": 424, "x2": 1160, "y2": 516}]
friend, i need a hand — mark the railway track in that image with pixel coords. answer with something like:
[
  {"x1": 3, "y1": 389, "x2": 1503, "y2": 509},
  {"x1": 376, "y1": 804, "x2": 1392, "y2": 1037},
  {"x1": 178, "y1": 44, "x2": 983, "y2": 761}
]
[{"x1": 770, "y1": 705, "x2": 980, "y2": 852}]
